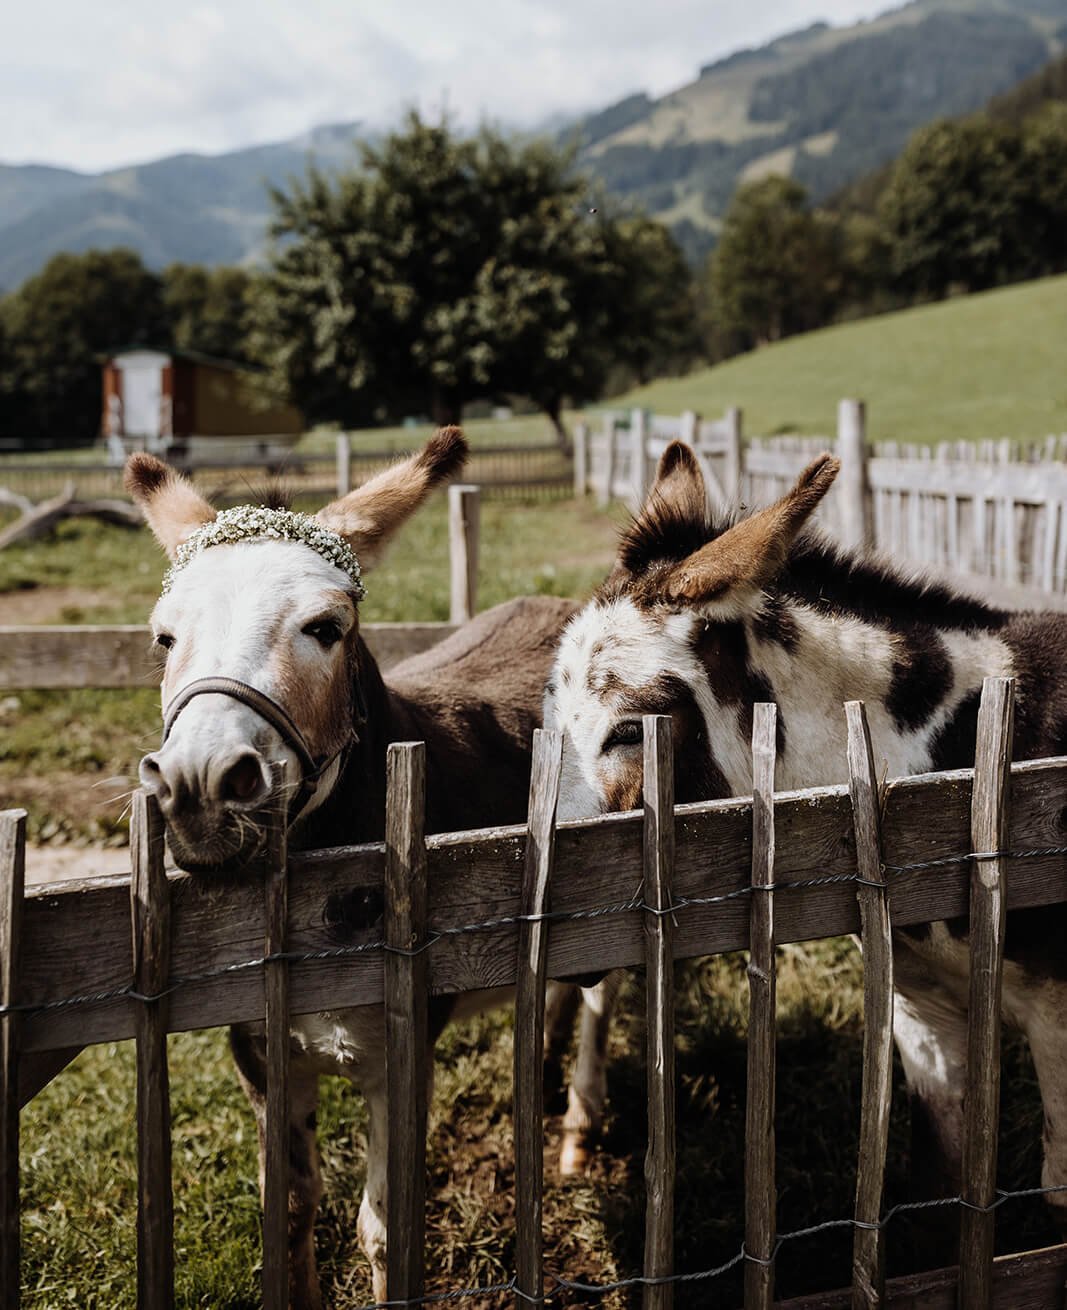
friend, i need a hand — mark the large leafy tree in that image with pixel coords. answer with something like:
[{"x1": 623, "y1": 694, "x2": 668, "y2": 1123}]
[
  {"x1": 253, "y1": 114, "x2": 699, "y2": 439},
  {"x1": 0, "y1": 249, "x2": 168, "y2": 447},
  {"x1": 706, "y1": 177, "x2": 846, "y2": 357},
  {"x1": 162, "y1": 263, "x2": 258, "y2": 363},
  {"x1": 878, "y1": 117, "x2": 1028, "y2": 297}
]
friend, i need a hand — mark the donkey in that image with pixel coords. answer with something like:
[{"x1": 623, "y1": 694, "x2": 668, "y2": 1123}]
[
  {"x1": 124, "y1": 430, "x2": 576, "y2": 1307},
  {"x1": 543, "y1": 440, "x2": 1067, "y2": 1228}
]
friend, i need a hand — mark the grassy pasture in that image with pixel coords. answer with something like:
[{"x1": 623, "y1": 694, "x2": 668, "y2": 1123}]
[{"x1": 616, "y1": 273, "x2": 1067, "y2": 445}]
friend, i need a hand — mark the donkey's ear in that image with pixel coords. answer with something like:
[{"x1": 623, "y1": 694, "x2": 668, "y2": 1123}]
[
  {"x1": 124, "y1": 454, "x2": 217, "y2": 559},
  {"x1": 665, "y1": 454, "x2": 840, "y2": 610},
  {"x1": 316, "y1": 426, "x2": 468, "y2": 568},
  {"x1": 617, "y1": 440, "x2": 709, "y2": 574}
]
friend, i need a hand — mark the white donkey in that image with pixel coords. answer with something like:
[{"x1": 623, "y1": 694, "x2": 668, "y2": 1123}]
[
  {"x1": 543, "y1": 441, "x2": 1067, "y2": 1243},
  {"x1": 125, "y1": 430, "x2": 576, "y2": 1306}
]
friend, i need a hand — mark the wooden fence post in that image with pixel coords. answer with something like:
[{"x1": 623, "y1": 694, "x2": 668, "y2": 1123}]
[
  {"x1": 724, "y1": 407, "x2": 743, "y2": 500},
  {"x1": 597, "y1": 413, "x2": 616, "y2": 508},
  {"x1": 0, "y1": 809, "x2": 25, "y2": 1310},
  {"x1": 745, "y1": 704, "x2": 777, "y2": 1310},
  {"x1": 384, "y1": 741, "x2": 429, "y2": 1303},
  {"x1": 448, "y1": 484, "x2": 480, "y2": 625},
  {"x1": 262, "y1": 765, "x2": 290, "y2": 1310},
  {"x1": 958, "y1": 677, "x2": 1014, "y2": 1310},
  {"x1": 573, "y1": 421, "x2": 589, "y2": 499},
  {"x1": 680, "y1": 410, "x2": 698, "y2": 448},
  {"x1": 642, "y1": 714, "x2": 676, "y2": 1310},
  {"x1": 837, "y1": 400, "x2": 871, "y2": 552},
  {"x1": 513, "y1": 729, "x2": 564, "y2": 1310},
  {"x1": 335, "y1": 433, "x2": 351, "y2": 498},
  {"x1": 131, "y1": 791, "x2": 174, "y2": 1310},
  {"x1": 630, "y1": 408, "x2": 648, "y2": 510},
  {"x1": 845, "y1": 702, "x2": 893, "y2": 1310}
]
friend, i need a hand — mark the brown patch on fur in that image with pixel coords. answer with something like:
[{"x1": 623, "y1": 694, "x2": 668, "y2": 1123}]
[
  {"x1": 124, "y1": 453, "x2": 217, "y2": 559},
  {"x1": 315, "y1": 427, "x2": 469, "y2": 566},
  {"x1": 267, "y1": 591, "x2": 362, "y2": 762},
  {"x1": 665, "y1": 454, "x2": 839, "y2": 606}
]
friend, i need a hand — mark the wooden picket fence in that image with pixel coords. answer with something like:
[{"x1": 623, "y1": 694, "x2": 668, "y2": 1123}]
[
  {"x1": 578, "y1": 404, "x2": 1067, "y2": 605},
  {"x1": 3, "y1": 676, "x2": 1067, "y2": 1306}
]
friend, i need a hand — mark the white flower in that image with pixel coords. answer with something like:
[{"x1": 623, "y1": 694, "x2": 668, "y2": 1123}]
[{"x1": 160, "y1": 506, "x2": 367, "y2": 600}]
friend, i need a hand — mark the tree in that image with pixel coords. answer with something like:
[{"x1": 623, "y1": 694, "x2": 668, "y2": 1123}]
[
  {"x1": 253, "y1": 114, "x2": 700, "y2": 438},
  {"x1": 878, "y1": 117, "x2": 1028, "y2": 297},
  {"x1": 706, "y1": 177, "x2": 846, "y2": 357},
  {"x1": 0, "y1": 250, "x2": 168, "y2": 447},
  {"x1": 1020, "y1": 104, "x2": 1067, "y2": 277},
  {"x1": 162, "y1": 264, "x2": 258, "y2": 363}
]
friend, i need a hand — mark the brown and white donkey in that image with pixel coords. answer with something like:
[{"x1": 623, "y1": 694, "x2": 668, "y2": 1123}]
[
  {"x1": 124, "y1": 430, "x2": 575, "y2": 1307},
  {"x1": 543, "y1": 440, "x2": 1067, "y2": 1225}
]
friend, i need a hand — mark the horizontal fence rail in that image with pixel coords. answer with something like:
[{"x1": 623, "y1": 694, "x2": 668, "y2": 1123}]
[{"x1": 6, "y1": 682, "x2": 1067, "y2": 1306}]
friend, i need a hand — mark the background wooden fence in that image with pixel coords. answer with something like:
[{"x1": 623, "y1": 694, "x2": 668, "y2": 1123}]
[
  {"x1": 577, "y1": 403, "x2": 1067, "y2": 605},
  {"x1": 0, "y1": 438, "x2": 571, "y2": 507},
  {"x1": 3, "y1": 678, "x2": 1067, "y2": 1306}
]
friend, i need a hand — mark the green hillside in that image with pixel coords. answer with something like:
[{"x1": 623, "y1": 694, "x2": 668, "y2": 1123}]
[{"x1": 615, "y1": 274, "x2": 1067, "y2": 444}]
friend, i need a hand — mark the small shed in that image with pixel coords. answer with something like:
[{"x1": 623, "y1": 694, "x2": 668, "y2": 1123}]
[{"x1": 102, "y1": 348, "x2": 303, "y2": 461}]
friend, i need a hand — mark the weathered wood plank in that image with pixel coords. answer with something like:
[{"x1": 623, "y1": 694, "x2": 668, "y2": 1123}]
[
  {"x1": 513, "y1": 730, "x2": 563, "y2": 1310},
  {"x1": 958, "y1": 678, "x2": 1014, "y2": 1310},
  {"x1": 13, "y1": 757, "x2": 1067, "y2": 1053},
  {"x1": 775, "y1": 1241, "x2": 1067, "y2": 1310},
  {"x1": 745, "y1": 705, "x2": 777, "y2": 1310},
  {"x1": 448, "y1": 485, "x2": 480, "y2": 625},
  {"x1": 845, "y1": 704, "x2": 893, "y2": 1310},
  {"x1": 642, "y1": 715, "x2": 676, "y2": 1310},
  {"x1": 262, "y1": 777, "x2": 290, "y2": 1310},
  {"x1": 384, "y1": 743, "x2": 429, "y2": 1303},
  {"x1": 0, "y1": 810, "x2": 26, "y2": 1309},
  {"x1": 131, "y1": 791, "x2": 173, "y2": 1310},
  {"x1": 0, "y1": 622, "x2": 458, "y2": 688}
]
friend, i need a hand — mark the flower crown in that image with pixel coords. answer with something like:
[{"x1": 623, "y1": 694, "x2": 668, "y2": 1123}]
[{"x1": 160, "y1": 505, "x2": 367, "y2": 599}]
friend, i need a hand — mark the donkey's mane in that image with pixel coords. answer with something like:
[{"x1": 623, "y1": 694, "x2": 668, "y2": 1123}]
[{"x1": 615, "y1": 495, "x2": 1008, "y2": 633}]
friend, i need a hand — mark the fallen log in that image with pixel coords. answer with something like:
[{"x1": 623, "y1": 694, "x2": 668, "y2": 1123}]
[{"x1": 0, "y1": 488, "x2": 142, "y2": 549}]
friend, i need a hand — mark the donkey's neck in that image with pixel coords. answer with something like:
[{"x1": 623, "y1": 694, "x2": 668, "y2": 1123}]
[{"x1": 707, "y1": 586, "x2": 1014, "y2": 795}]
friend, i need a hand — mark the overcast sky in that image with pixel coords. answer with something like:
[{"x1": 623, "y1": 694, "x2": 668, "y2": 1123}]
[{"x1": 5, "y1": 0, "x2": 893, "y2": 174}]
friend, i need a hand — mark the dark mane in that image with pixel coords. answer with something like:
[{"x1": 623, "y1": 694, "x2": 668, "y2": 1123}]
[
  {"x1": 612, "y1": 491, "x2": 1007, "y2": 631},
  {"x1": 779, "y1": 531, "x2": 1008, "y2": 632}
]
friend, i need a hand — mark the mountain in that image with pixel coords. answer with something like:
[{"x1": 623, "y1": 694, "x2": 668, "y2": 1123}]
[
  {"x1": 0, "y1": 124, "x2": 369, "y2": 292},
  {"x1": 569, "y1": 0, "x2": 1064, "y2": 262},
  {"x1": 0, "y1": 0, "x2": 1063, "y2": 286}
]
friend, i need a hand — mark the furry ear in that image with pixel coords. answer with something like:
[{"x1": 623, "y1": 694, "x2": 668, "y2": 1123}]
[
  {"x1": 124, "y1": 453, "x2": 217, "y2": 559},
  {"x1": 616, "y1": 440, "x2": 710, "y2": 575},
  {"x1": 316, "y1": 426, "x2": 468, "y2": 568},
  {"x1": 665, "y1": 453, "x2": 840, "y2": 609}
]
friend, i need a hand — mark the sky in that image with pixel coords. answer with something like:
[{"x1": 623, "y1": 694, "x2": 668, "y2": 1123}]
[{"x1": 4, "y1": 0, "x2": 893, "y2": 174}]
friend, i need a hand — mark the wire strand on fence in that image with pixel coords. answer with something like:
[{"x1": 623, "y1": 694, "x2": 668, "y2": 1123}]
[
  {"x1": 345, "y1": 1182, "x2": 1067, "y2": 1309},
  {"x1": 4, "y1": 845, "x2": 1067, "y2": 1021}
]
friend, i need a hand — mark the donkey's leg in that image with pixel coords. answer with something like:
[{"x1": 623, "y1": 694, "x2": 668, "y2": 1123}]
[
  {"x1": 1019, "y1": 988, "x2": 1067, "y2": 1235},
  {"x1": 230, "y1": 1025, "x2": 324, "y2": 1310},
  {"x1": 561, "y1": 970, "x2": 624, "y2": 1176},
  {"x1": 892, "y1": 942, "x2": 970, "y2": 1266},
  {"x1": 543, "y1": 981, "x2": 581, "y2": 1111}
]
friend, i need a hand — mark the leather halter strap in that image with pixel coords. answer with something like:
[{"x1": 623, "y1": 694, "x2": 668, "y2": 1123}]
[{"x1": 161, "y1": 676, "x2": 353, "y2": 821}]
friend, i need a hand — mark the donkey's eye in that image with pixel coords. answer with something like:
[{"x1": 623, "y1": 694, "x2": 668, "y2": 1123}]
[
  {"x1": 153, "y1": 632, "x2": 175, "y2": 653},
  {"x1": 603, "y1": 721, "x2": 643, "y2": 751},
  {"x1": 303, "y1": 619, "x2": 344, "y2": 648}
]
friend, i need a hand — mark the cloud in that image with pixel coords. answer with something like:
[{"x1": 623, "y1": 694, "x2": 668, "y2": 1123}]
[{"x1": 1, "y1": 0, "x2": 890, "y2": 172}]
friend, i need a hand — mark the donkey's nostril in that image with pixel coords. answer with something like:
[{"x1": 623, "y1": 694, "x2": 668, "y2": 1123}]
[
  {"x1": 220, "y1": 754, "x2": 266, "y2": 805},
  {"x1": 139, "y1": 754, "x2": 171, "y2": 804}
]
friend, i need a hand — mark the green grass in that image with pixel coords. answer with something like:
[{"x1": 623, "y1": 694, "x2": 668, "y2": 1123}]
[
  {"x1": 20, "y1": 947, "x2": 1055, "y2": 1307},
  {"x1": 615, "y1": 273, "x2": 1067, "y2": 445}
]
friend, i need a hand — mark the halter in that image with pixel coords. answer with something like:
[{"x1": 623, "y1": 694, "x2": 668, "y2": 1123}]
[{"x1": 162, "y1": 675, "x2": 366, "y2": 822}]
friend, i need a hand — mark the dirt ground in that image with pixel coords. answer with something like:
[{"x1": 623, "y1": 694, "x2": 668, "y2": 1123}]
[{"x1": 25, "y1": 842, "x2": 130, "y2": 885}]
